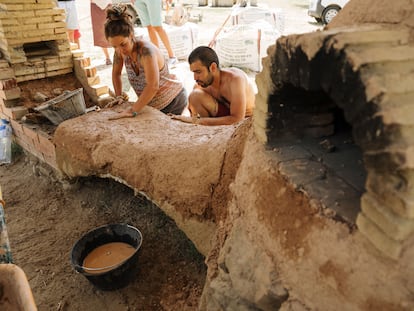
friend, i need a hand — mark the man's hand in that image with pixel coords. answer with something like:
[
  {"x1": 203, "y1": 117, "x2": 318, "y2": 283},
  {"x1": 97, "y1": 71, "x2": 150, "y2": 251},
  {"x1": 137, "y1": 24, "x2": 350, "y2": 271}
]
[{"x1": 170, "y1": 114, "x2": 200, "y2": 124}]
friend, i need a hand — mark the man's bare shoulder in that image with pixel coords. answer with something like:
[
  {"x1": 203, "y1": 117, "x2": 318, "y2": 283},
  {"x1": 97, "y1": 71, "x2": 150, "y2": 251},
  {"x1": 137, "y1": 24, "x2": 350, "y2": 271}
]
[
  {"x1": 222, "y1": 67, "x2": 247, "y2": 76},
  {"x1": 221, "y1": 67, "x2": 255, "y2": 90},
  {"x1": 221, "y1": 68, "x2": 250, "y2": 84}
]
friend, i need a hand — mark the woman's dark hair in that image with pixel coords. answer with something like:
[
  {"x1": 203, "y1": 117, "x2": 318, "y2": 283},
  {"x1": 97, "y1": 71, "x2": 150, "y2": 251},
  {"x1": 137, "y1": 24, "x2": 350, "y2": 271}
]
[
  {"x1": 104, "y1": 4, "x2": 134, "y2": 39},
  {"x1": 188, "y1": 46, "x2": 220, "y2": 69}
]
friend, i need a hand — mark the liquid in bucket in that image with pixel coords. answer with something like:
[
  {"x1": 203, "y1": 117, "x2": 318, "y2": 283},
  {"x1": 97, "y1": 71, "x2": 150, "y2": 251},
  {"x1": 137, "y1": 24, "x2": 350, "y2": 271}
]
[{"x1": 82, "y1": 242, "x2": 136, "y2": 274}]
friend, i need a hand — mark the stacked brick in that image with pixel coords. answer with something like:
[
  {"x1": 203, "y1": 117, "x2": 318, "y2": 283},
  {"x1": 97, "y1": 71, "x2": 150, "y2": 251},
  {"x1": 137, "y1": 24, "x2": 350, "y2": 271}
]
[
  {"x1": 0, "y1": 0, "x2": 113, "y2": 170},
  {"x1": 10, "y1": 119, "x2": 58, "y2": 169},
  {"x1": 0, "y1": 0, "x2": 73, "y2": 82},
  {"x1": 254, "y1": 25, "x2": 414, "y2": 260},
  {"x1": 0, "y1": 61, "x2": 28, "y2": 120},
  {"x1": 0, "y1": 58, "x2": 57, "y2": 169},
  {"x1": 72, "y1": 53, "x2": 111, "y2": 106}
]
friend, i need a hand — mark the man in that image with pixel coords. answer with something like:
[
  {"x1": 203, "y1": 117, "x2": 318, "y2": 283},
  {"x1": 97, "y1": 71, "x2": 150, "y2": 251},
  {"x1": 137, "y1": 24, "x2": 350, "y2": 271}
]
[
  {"x1": 57, "y1": 0, "x2": 80, "y2": 45},
  {"x1": 172, "y1": 46, "x2": 255, "y2": 125}
]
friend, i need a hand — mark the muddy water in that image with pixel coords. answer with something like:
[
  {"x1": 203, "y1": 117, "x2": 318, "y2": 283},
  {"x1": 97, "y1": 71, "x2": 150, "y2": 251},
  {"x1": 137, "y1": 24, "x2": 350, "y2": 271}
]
[{"x1": 82, "y1": 242, "x2": 136, "y2": 274}]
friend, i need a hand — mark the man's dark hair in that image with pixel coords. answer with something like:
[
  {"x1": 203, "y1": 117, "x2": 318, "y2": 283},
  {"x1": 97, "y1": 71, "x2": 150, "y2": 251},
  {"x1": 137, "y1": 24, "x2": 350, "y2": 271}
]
[{"x1": 188, "y1": 46, "x2": 220, "y2": 69}]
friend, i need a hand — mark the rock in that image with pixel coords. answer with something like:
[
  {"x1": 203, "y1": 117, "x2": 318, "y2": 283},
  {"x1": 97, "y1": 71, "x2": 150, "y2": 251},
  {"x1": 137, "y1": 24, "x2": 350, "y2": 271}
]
[{"x1": 33, "y1": 92, "x2": 49, "y2": 103}]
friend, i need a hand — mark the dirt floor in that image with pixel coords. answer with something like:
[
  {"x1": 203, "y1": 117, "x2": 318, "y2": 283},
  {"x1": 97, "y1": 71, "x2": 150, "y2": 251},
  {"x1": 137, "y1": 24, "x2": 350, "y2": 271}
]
[
  {"x1": 2, "y1": 72, "x2": 207, "y2": 309},
  {"x1": 1, "y1": 151, "x2": 207, "y2": 311}
]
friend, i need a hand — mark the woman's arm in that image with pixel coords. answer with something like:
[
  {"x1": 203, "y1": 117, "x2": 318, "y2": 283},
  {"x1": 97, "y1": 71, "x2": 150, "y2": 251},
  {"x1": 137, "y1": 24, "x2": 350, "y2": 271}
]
[
  {"x1": 109, "y1": 45, "x2": 161, "y2": 120},
  {"x1": 129, "y1": 45, "x2": 160, "y2": 113},
  {"x1": 112, "y1": 49, "x2": 124, "y2": 96}
]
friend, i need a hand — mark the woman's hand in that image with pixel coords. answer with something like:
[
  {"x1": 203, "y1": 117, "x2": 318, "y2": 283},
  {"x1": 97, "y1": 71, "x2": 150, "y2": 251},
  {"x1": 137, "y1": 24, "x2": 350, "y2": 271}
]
[
  {"x1": 105, "y1": 92, "x2": 129, "y2": 108},
  {"x1": 108, "y1": 109, "x2": 136, "y2": 120}
]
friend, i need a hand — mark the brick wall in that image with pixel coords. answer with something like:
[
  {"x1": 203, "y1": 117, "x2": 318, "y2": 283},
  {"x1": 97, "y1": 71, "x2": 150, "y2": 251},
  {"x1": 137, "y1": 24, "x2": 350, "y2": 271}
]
[
  {"x1": 0, "y1": 0, "x2": 112, "y2": 171},
  {"x1": 0, "y1": 0, "x2": 73, "y2": 82}
]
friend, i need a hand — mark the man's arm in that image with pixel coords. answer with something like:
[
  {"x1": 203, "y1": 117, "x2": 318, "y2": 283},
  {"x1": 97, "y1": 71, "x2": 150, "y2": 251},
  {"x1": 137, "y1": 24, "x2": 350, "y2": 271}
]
[{"x1": 198, "y1": 74, "x2": 247, "y2": 125}]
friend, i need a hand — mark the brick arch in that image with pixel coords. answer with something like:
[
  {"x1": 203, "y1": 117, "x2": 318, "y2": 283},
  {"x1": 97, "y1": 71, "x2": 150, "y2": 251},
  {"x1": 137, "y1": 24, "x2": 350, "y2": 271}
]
[{"x1": 254, "y1": 25, "x2": 414, "y2": 259}]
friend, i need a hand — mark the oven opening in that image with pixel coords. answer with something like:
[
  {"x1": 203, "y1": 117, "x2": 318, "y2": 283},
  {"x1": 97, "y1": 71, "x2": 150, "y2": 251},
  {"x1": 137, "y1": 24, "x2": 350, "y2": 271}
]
[
  {"x1": 267, "y1": 85, "x2": 366, "y2": 224},
  {"x1": 23, "y1": 41, "x2": 58, "y2": 59}
]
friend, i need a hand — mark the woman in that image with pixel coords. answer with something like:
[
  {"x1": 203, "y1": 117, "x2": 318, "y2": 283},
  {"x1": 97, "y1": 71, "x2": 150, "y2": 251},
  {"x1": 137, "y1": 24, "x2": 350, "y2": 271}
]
[
  {"x1": 57, "y1": 0, "x2": 80, "y2": 45},
  {"x1": 91, "y1": 0, "x2": 112, "y2": 65},
  {"x1": 104, "y1": 4, "x2": 187, "y2": 119},
  {"x1": 134, "y1": 0, "x2": 177, "y2": 65}
]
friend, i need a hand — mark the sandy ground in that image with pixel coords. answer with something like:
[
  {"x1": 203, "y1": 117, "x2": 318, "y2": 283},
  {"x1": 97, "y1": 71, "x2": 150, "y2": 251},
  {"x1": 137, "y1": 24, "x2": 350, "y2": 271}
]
[{"x1": 1, "y1": 152, "x2": 207, "y2": 310}]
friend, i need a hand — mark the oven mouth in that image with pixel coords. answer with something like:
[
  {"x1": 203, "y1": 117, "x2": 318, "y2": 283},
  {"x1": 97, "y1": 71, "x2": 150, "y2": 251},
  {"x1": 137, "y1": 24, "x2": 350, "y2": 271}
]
[{"x1": 23, "y1": 41, "x2": 58, "y2": 59}]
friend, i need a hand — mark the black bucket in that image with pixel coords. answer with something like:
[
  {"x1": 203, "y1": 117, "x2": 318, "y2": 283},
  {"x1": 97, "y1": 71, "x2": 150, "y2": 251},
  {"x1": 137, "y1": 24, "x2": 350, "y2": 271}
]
[{"x1": 70, "y1": 223, "x2": 143, "y2": 291}]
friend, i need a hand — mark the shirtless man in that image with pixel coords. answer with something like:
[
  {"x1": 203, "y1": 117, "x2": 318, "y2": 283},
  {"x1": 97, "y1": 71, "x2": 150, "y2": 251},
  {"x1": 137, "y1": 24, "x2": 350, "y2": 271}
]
[{"x1": 172, "y1": 46, "x2": 255, "y2": 125}]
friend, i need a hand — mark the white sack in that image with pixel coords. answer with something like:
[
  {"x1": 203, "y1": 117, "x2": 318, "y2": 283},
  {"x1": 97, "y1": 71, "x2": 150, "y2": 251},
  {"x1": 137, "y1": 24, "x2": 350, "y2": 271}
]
[
  {"x1": 134, "y1": 23, "x2": 199, "y2": 60},
  {"x1": 214, "y1": 20, "x2": 281, "y2": 72}
]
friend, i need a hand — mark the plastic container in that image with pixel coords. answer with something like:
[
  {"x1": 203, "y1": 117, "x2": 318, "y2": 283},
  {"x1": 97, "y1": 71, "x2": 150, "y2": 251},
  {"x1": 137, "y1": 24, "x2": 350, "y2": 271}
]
[
  {"x1": 0, "y1": 119, "x2": 12, "y2": 164},
  {"x1": 0, "y1": 197, "x2": 13, "y2": 264},
  {"x1": 70, "y1": 224, "x2": 143, "y2": 291}
]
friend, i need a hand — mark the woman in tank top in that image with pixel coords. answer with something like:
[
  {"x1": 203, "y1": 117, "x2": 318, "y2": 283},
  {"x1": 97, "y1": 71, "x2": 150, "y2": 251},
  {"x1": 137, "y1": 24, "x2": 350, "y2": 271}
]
[{"x1": 104, "y1": 4, "x2": 187, "y2": 119}]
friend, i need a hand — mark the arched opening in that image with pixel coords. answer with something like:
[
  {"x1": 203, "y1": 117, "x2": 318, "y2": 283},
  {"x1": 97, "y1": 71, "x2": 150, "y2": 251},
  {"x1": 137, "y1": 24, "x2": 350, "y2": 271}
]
[{"x1": 266, "y1": 83, "x2": 366, "y2": 224}]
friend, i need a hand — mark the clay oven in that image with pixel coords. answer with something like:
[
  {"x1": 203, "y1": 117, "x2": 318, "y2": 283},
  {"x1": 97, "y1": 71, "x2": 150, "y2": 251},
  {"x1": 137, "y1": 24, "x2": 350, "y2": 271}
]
[
  {"x1": 254, "y1": 2, "x2": 414, "y2": 260},
  {"x1": 0, "y1": 0, "x2": 73, "y2": 82}
]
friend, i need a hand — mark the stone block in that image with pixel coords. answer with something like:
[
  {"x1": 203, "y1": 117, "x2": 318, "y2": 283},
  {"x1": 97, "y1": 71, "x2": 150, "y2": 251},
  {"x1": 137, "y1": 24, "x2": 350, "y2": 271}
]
[
  {"x1": 366, "y1": 170, "x2": 414, "y2": 218},
  {"x1": 331, "y1": 28, "x2": 410, "y2": 50},
  {"x1": 84, "y1": 66, "x2": 97, "y2": 78},
  {"x1": 361, "y1": 193, "x2": 414, "y2": 241},
  {"x1": 77, "y1": 57, "x2": 91, "y2": 68},
  {"x1": 0, "y1": 78, "x2": 17, "y2": 90},
  {"x1": 0, "y1": 60, "x2": 10, "y2": 69},
  {"x1": 37, "y1": 131, "x2": 56, "y2": 159},
  {"x1": 346, "y1": 45, "x2": 414, "y2": 71},
  {"x1": 0, "y1": 86, "x2": 21, "y2": 100},
  {"x1": 1, "y1": 105, "x2": 28, "y2": 120},
  {"x1": 364, "y1": 148, "x2": 414, "y2": 172},
  {"x1": 356, "y1": 212, "x2": 402, "y2": 260},
  {"x1": 91, "y1": 84, "x2": 109, "y2": 97},
  {"x1": 87, "y1": 75, "x2": 101, "y2": 86},
  {"x1": 0, "y1": 67, "x2": 15, "y2": 80},
  {"x1": 3, "y1": 98, "x2": 22, "y2": 108},
  {"x1": 71, "y1": 49, "x2": 84, "y2": 58},
  {"x1": 22, "y1": 124, "x2": 40, "y2": 145},
  {"x1": 364, "y1": 73, "x2": 414, "y2": 103}
]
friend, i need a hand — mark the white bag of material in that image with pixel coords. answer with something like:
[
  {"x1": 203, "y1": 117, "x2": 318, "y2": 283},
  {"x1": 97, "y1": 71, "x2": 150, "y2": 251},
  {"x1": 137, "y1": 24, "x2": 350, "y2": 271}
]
[
  {"x1": 134, "y1": 23, "x2": 199, "y2": 60},
  {"x1": 231, "y1": 6, "x2": 285, "y2": 34},
  {"x1": 214, "y1": 20, "x2": 281, "y2": 72}
]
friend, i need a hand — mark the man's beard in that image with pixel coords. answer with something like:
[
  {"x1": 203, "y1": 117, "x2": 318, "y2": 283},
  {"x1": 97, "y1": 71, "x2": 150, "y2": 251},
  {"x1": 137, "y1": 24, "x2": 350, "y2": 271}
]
[{"x1": 198, "y1": 73, "x2": 213, "y2": 88}]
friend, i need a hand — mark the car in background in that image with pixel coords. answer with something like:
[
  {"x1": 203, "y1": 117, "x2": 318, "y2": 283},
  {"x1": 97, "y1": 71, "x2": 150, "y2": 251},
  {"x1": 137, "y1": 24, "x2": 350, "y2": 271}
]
[{"x1": 308, "y1": 0, "x2": 350, "y2": 24}]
